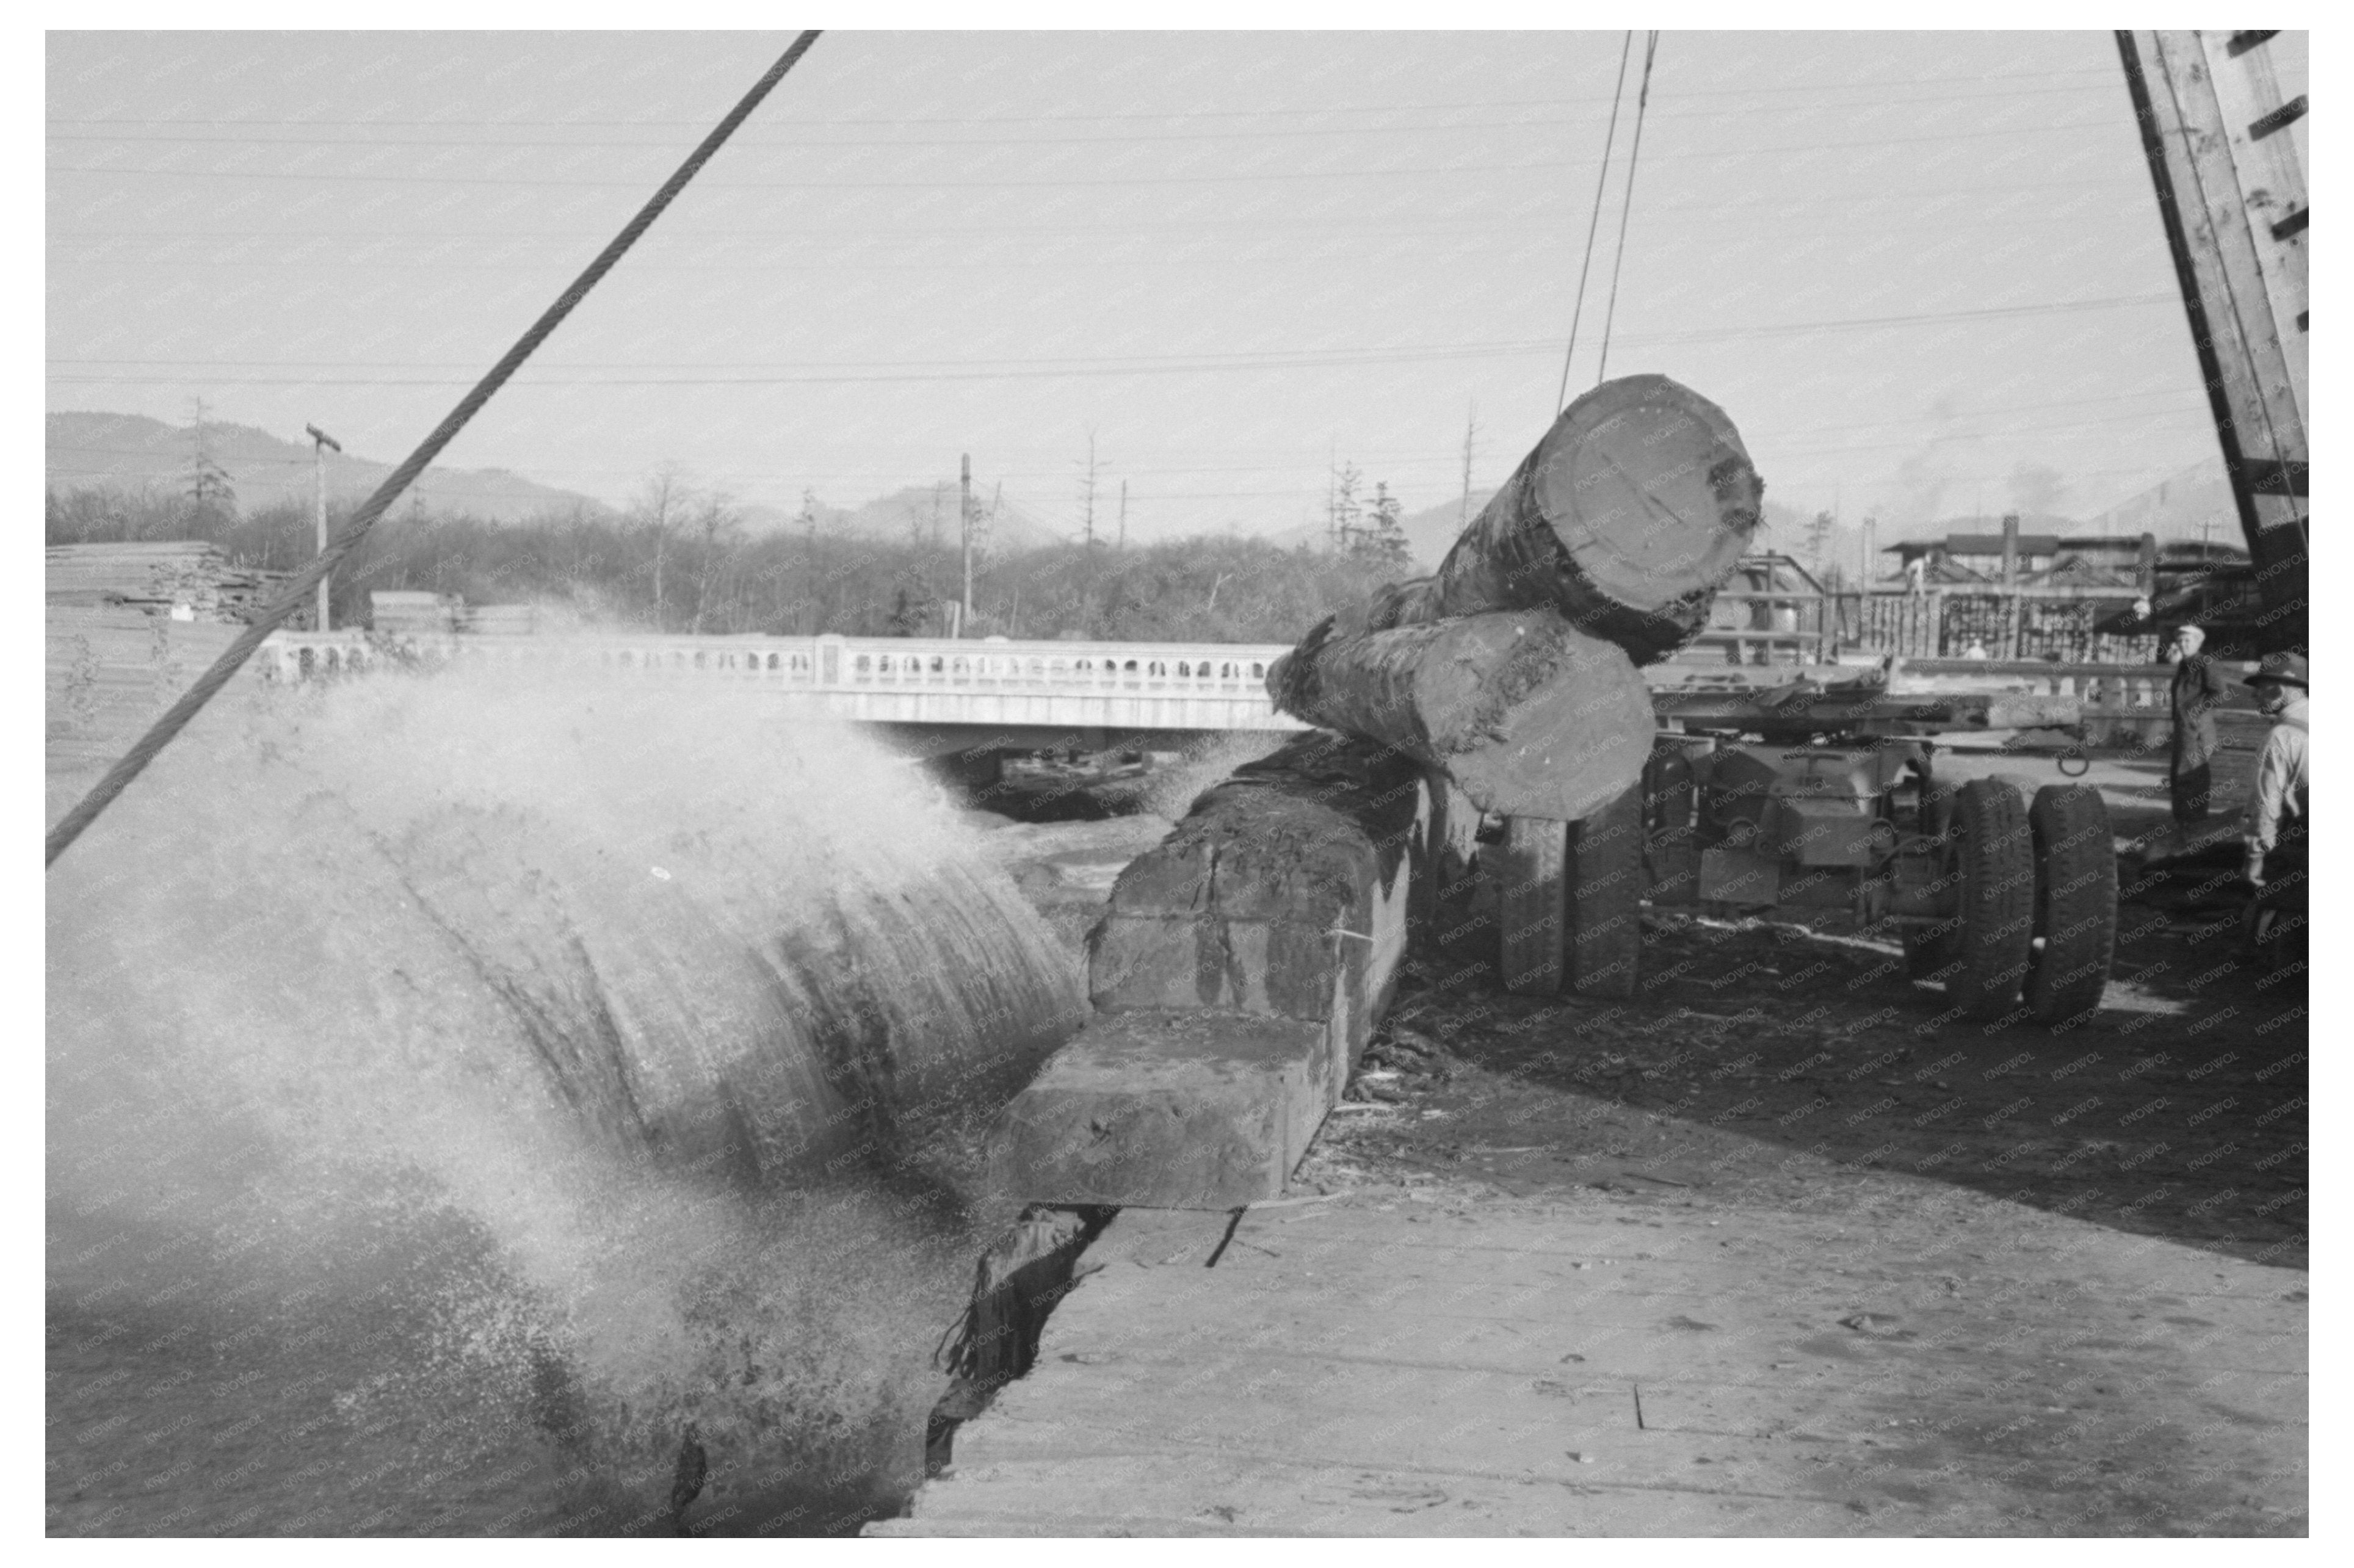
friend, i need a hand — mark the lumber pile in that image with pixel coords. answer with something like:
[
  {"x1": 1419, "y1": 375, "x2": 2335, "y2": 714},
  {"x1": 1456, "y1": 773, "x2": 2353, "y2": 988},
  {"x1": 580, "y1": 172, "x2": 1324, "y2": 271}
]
[
  {"x1": 370, "y1": 590, "x2": 463, "y2": 636},
  {"x1": 1270, "y1": 375, "x2": 1762, "y2": 823},
  {"x1": 45, "y1": 541, "x2": 288, "y2": 624}
]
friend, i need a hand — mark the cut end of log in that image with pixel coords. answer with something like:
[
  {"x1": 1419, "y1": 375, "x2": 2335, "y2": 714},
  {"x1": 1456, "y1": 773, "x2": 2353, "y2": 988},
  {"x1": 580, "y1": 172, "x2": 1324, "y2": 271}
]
[{"x1": 1531, "y1": 374, "x2": 1763, "y2": 612}]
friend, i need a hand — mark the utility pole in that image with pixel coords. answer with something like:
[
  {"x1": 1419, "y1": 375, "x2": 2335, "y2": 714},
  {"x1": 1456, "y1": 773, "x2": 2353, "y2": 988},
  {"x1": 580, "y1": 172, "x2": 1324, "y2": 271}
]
[
  {"x1": 1459, "y1": 402, "x2": 1479, "y2": 528},
  {"x1": 799, "y1": 487, "x2": 818, "y2": 634},
  {"x1": 960, "y1": 452, "x2": 973, "y2": 638},
  {"x1": 1118, "y1": 479, "x2": 1128, "y2": 551},
  {"x1": 305, "y1": 424, "x2": 341, "y2": 630},
  {"x1": 1079, "y1": 433, "x2": 1099, "y2": 548}
]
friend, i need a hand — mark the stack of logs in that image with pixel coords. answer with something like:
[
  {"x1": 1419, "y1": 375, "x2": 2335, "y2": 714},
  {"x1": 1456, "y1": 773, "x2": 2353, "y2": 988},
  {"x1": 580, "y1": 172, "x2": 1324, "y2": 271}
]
[{"x1": 1267, "y1": 374, "x2": 1765, "y2": 826}]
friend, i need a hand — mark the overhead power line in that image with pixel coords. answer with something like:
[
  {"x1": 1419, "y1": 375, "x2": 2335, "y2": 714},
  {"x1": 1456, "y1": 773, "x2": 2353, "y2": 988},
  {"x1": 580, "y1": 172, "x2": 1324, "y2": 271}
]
[
  {"x1": 40, "y1": 67, "x2": 2120, "y2": 130},
  {"x1": 43, "y1": 119, "x2": 2137, "y2": 192},
  {"x1": 43, "y1": 294, "x2": 2180, "y2": 390},
  {"x1": 41, "y1": 82, "x2": 2118, "y2": 151}
]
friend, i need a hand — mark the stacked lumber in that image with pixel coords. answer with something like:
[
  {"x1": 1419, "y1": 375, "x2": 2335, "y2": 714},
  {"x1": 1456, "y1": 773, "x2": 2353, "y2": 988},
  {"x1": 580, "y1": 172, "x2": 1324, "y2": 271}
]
[
  {"x1": 1269, "y1": 375, "x2": 1762, "y2": 823},
  {"x1": 369, "y1": 590, "x2": 462, "y2": 635},
  {"x1": 44, "y1": 605, "x2": 250, "y2": 824},
  {"x1": 45, "y1": 541, "x2": 288, "y2": 623},
  {"x1": 465, "y1": 603, "x2": 538, "y2": 636},
  {"x1": 1931, "y1": 594, "x2": 2162, "y2": 664}
]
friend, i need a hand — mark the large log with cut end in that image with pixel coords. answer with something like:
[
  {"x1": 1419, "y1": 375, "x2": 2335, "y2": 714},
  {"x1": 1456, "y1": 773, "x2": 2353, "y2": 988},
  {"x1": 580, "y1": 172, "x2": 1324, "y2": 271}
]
[
  {"x1": 1374, "y1": 374, "x2": 1762, "y2": 663},
  {"x1": 1268, "y1": 609, "x2": 1655, "y2": 823}
]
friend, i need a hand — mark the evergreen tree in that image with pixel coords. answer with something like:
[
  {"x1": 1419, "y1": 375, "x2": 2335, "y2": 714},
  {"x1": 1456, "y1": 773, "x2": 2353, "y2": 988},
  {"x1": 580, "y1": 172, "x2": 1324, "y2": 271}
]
[{"x1": 1360, "y1": 482, "x2": 1411, "y2": 565}]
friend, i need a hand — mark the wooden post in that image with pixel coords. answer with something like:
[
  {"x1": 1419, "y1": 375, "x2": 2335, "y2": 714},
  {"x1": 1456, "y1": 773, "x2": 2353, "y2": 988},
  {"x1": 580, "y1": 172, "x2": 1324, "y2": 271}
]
[{"x1": 305, "y1": 424, "x2": 342, "y2": 632}]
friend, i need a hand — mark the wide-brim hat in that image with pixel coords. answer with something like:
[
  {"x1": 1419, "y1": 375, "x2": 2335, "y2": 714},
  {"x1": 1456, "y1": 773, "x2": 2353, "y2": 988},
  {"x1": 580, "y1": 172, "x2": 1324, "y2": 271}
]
[{"x1": 2245, "y1": 652, "x2": 2309, "y2": 689}]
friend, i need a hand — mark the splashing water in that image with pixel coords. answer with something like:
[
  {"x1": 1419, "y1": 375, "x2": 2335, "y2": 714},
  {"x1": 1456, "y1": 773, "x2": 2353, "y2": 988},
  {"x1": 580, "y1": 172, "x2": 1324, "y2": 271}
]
[{"x1": 46, "y1": 661, "x2": 1087, "y2": 1535}]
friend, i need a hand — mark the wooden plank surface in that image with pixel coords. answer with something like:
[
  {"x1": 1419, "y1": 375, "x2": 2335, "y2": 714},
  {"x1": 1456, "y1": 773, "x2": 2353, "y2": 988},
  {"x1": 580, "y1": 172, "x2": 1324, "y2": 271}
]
[{"x1": 885, "y1": 1182, "x2": 2306, "y2": 1536}]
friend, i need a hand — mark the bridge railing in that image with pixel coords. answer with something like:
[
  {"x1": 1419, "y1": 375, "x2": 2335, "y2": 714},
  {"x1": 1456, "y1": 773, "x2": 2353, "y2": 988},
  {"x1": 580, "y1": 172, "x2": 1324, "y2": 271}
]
[{"x1": 255, "y1": 630, "x2": 1295, "y2": 699}]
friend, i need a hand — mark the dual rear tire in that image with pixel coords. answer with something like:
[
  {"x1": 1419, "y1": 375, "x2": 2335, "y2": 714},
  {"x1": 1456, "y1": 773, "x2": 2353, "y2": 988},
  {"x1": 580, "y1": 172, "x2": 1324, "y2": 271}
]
[{"x1": 1911, "y1": 775, "x2": 2115, "y2": 1022}]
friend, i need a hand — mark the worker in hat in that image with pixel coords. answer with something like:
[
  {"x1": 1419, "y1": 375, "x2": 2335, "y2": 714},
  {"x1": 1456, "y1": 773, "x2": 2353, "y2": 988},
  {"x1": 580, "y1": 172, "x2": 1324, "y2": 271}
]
[
  {"x1": 2240, "y1": 652, "x2": 2309, "y2": 887},
  {"x1": 2167, "y1": 624, "x2": 2230, "y2": 825}
]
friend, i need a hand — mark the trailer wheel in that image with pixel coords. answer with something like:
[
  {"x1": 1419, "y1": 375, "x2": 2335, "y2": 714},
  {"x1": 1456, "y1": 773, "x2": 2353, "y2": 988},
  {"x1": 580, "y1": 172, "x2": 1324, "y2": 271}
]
[
  {"x1": 1943, "y1": 777, "x2": 2037, "y2": 1018},
  {"x1": 2024, "y1": 784, "x2": 2117, "y2": 1025},
  {"x1": 1498, "y1": 815, "x2": 1568, "y2": 996},
  {"x1": 1569, "y1": 786, "x2": 1644, "y2": 997}
]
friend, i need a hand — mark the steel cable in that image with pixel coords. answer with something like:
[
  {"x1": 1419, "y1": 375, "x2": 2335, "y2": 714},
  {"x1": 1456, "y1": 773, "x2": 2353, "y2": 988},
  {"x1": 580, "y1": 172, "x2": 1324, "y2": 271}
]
[
  {"x1": 46, "y1": 31, "x2": 824, "y2": 869},
  {"x1": 1555, "y1": 31, "x2": 1634, "y2": 416},
  {"x1": 1595, "y1": 31, "x2": 1661, "y2": 385}
]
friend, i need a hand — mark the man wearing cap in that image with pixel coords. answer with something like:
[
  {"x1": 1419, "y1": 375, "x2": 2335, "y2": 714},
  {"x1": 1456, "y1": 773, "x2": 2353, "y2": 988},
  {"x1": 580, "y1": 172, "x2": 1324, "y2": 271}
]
[
  {"x1": 2167, "y1": 624, "x2": 2230, "y2": 825},
  {"x1": 2241, "y1": 652, "x2": 2309, "y2": 888}
]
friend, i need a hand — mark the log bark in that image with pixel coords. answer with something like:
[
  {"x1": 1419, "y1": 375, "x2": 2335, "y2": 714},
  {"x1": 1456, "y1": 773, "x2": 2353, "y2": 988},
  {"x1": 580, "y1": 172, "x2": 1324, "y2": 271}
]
[
  {"x1": 1267, "y1": 609, "x2": 1655, "y2": 823},
  {"x1": 1367, "y1": 374, "x2": 1763, "y2": 663}
]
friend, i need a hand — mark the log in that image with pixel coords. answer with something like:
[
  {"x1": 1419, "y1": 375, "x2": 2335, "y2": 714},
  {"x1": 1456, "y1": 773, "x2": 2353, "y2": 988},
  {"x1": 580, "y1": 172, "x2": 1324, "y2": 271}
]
[
  {"x1": 1369, "y1": 374, "x2": 1763, "y2": 663},
  {"x1": 1267, "y1": 609, "x2": 1656, "y2": 823}
]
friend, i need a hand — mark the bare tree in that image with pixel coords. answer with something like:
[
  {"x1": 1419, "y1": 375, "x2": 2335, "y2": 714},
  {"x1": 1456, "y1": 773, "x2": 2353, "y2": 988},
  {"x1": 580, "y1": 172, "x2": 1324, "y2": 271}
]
[
  {"x1": 688, "y1": 491, "x2": 742, "y2": 634},
  {"x1": 1327, "y1": 460, "x2": 1363, "y2": 552},
  {"x1": 183, "y1": 396, "x2": 236, "y2": 530},
  {"x1": 636, "y1": 463, "x2": 689, "y2": 630}
]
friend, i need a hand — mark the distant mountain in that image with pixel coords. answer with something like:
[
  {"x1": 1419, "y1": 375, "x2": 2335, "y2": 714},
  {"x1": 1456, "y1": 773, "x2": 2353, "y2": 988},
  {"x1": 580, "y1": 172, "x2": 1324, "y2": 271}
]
[
  {"x1": 755, "y1": 483, "x2": 1063, "y2": 554},
  {"x1": 46, "y1": 411, "x2": 614, "y2": 524}
]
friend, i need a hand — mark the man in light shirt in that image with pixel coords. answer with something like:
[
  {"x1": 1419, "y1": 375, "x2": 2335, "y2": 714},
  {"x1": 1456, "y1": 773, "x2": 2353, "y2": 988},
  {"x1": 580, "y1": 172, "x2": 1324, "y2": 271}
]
[{"x1": 2241, "y1": 652, "x2": 2309, "y2": 887}]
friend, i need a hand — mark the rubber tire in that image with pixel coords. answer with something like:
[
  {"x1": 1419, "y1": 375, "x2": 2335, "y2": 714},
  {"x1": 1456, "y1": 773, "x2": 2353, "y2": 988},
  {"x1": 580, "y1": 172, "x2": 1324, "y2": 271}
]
[
  {"x1": 1901, "y1": 769, "x2": 1960, "y2": 980},
  {"x1": 1568, "y1": 786, "x2": 1645, "y2": 997},
  {"x1": 1944, "y1": 776, "x2": 2037, "y2": 1019},
  {"x1": 2024, "y1": 784, "x2": 2117, "y2": 1025},
  {"x1": 1498, "y1": 815, "x2": 1568, "y2": 996}
]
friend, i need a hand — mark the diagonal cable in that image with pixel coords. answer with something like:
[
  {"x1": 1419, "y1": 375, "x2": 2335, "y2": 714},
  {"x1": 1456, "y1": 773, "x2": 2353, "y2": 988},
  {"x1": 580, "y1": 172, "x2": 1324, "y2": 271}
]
[
  {"x1": 46, "y1": 31, "x2": 824, "y2": 870},
  {"x1": 1555, "y1": 31, "x2": 1635, "y2": 416},
  {"x1": 1596, "y1": 31, "x2": 1662, "y2": 385}
]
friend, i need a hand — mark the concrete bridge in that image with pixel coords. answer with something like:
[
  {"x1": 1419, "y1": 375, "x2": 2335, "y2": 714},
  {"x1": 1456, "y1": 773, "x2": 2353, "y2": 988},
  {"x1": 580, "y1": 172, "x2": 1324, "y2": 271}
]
[
  {"x1": 260, "y1": 630, "x2": 2192, "y2": 757},
  {"x1": 259, "y1": 630, "x2": 1309, "y2": 758}
]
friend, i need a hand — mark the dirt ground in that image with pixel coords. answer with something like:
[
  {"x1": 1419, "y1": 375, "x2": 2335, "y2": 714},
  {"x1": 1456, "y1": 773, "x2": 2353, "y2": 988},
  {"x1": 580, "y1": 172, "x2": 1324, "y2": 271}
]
[
  {"x1": 963, "y1": 747, "x2": 2306, "y2": 1537},
  {"x1": 1333, "y1": 900, "x2": 2306, "y2": 1273}
]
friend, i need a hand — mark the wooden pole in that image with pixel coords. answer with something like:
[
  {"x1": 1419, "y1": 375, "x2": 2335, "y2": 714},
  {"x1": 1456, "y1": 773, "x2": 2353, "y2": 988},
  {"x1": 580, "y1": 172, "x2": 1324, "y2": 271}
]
[
  {"x1": 960, "y1": 452, "x2": 973, "y2": 638},
  {"x1": 305, "y1": 424, "x2": 342, "y2": 632}
]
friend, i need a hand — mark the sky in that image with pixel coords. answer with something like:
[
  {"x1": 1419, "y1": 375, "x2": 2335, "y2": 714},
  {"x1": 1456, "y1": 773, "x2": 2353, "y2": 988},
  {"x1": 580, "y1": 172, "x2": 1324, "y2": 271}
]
[{"x1": 45, "y1": 27, "x2": 2310, "y2": 549}]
